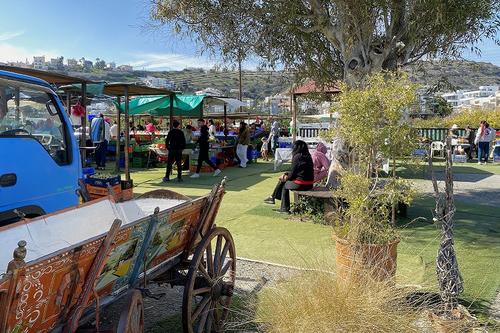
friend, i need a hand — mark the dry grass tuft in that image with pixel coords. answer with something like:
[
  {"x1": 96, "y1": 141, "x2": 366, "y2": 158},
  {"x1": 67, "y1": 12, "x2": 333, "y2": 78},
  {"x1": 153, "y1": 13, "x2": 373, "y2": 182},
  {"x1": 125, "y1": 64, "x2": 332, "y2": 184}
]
[{"x1": 255, "y1": 270, "x2": 429, "y2": 333}]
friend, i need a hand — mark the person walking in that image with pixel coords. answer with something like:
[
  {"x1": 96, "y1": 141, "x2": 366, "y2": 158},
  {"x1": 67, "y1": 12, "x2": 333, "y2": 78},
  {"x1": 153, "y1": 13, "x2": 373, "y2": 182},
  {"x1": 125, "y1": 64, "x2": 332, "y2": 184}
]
[
  {"x1": 236, "y1": 122, "x2": 250, "y2": 168},
  {"x1": 90, "y1": 113, "x2": 110, "y2": 170},
  {"x1": 191, "y1": 125, "x2": 221, "y2": 178},
  {"x1": 268, "y1": 120, "x2": 280, "y2": 155},
  {"x1": 163, "y1": 120, "x2": 186, "y2": 182},
  {"x1": 263, "y1": 140, "x2": 314, "y2": 213},
  {"x1": 464, "y1": 125, "x2": 475, "y2": 162},
  {"x1": 475, "y1": 121, "x2": 495, "y2": 164}
]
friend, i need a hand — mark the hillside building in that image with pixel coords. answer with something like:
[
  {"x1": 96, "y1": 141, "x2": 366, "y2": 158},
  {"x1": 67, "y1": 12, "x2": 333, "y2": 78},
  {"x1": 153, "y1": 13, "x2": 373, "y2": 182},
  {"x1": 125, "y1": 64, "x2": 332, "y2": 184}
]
[
  {"x1": 33, "y1": 56, "x2": 47, "y2": 70},
  {"x1": 264, "y1": 94, "x2": 291, "y2": 115},
  {"x1": 142, "y1": 76, "x2": 175, "y2": 89},
  {"x1": 442, "y1": 86, "x2": 499, "y2": 110}
]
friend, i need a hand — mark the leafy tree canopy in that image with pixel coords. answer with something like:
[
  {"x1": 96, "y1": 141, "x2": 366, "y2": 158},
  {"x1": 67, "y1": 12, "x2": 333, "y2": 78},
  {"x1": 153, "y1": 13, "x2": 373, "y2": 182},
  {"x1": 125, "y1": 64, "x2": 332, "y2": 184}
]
[{"x1": 151, "y1": 0, "x2": 499, "y2": 85}]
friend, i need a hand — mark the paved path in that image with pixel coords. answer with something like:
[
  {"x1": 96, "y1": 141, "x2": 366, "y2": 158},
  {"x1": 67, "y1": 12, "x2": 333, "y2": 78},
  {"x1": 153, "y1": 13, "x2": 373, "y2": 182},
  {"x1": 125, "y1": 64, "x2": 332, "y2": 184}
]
[{"x1": 413, "y1": 172, "x2": 500, "y2": 207}]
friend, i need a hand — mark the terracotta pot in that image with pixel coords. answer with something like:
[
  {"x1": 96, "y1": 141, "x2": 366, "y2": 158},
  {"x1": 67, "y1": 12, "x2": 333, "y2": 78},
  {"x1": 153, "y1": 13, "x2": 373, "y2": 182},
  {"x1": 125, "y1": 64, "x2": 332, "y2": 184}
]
[
  {"x1": 429, "y1": 311, "x2": 474, "y2": 333},
  {"x1": 334, "y1": 235, "x2": 399, "y2": 283}
]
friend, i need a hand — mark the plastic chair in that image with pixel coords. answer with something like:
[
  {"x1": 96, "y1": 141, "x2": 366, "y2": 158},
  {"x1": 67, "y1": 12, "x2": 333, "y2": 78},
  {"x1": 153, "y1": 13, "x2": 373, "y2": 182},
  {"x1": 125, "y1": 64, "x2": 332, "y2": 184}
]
[{"x1": 430, "y1": 141, "x2": 445, "y2": 158}]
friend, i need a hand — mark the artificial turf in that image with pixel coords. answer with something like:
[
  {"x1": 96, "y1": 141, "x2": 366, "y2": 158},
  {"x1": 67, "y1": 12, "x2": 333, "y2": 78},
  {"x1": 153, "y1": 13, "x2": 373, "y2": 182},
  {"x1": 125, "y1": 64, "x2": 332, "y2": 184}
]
[{"x1": 113, "y1": 160, "x2": 499, "y2": 311}]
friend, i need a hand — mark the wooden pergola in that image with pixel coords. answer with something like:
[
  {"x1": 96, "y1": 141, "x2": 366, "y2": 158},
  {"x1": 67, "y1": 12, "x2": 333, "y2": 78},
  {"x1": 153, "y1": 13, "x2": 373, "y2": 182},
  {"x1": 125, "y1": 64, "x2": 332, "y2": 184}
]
[
  {"x1": 0, "y1": 65, "x2": 96, "y2": 161},
  {"x1": 102, "y1": 83, "x2": 174, "y2": 182},
  {"x1": 290, "y1": 80, "x2": 341, "y2": 142}
]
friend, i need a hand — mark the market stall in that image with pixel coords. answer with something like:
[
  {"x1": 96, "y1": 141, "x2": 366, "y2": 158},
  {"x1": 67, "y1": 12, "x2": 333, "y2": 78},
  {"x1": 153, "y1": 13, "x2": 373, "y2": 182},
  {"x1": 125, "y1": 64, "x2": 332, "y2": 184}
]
[{"x1": 103, "y1": 83, "x2": 174, "y2": 181}]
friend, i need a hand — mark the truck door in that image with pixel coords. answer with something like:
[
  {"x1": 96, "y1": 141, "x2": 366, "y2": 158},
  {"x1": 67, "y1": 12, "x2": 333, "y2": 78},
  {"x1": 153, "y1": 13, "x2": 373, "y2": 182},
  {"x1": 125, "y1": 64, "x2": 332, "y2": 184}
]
[{"x1": 0, "y1": 77, "x2": 80, "y2": 223}]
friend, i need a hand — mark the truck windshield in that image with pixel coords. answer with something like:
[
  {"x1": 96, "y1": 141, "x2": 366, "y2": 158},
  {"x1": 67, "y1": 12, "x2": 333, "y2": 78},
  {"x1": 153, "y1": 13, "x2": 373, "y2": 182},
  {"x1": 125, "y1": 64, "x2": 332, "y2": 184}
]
[{"x1": 0, "y1": 80, "x2": 70, "y2": 165}]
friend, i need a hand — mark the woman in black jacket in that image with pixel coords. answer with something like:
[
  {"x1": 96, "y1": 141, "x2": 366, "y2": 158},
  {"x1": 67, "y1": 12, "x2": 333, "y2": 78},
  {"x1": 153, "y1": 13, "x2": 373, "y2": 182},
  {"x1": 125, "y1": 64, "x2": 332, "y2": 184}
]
[
  {"x1": 264, "y1": 140, "x2": 314, "y2": 213},
  {"x1": 190, "y1": 125, "x2": 222, "y2": 178}
]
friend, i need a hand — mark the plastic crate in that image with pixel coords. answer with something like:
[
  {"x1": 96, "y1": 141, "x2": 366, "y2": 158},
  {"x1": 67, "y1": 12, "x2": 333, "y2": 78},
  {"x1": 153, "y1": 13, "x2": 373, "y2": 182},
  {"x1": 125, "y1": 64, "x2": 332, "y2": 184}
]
[
  {"x1": 84, "y1": 175, "x2": 121, "y2": 188},
  {"x1": 132, "y1": 157, "x2": 146, "y2": 168},
  {"x1": 86, "y1": 184, "x2": 121, "y2": 197}
]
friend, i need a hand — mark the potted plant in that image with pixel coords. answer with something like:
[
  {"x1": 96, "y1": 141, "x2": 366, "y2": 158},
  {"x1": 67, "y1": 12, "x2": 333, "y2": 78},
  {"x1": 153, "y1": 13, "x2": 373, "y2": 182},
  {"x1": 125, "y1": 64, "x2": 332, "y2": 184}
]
[{"x1": 330, "y1": 73, "x2": 418, "y2": 282}]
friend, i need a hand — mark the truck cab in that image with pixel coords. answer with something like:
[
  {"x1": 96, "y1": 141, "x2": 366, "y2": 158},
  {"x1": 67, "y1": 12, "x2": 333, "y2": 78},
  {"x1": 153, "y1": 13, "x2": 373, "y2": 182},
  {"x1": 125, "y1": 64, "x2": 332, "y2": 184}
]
[{"x1": 0, "y1": 70, "x2": 81, "y2": 225}]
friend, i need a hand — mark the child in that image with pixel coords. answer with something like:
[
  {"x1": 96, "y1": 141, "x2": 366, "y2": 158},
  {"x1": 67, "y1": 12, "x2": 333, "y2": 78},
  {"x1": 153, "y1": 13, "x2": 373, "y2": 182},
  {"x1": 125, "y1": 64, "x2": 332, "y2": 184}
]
[{"x1": 261, "y1": 137, "x2": 269, "y2": 161}]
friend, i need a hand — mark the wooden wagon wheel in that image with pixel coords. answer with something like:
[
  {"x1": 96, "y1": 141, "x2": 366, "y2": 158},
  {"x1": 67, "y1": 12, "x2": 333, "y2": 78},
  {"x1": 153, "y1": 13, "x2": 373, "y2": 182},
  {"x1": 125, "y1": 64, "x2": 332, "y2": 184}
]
[
  {"x1": 116, "y1": 289, "x2": 145, "y2": 333},
  {"x1": 182, "y1": 227, "x2": 236, "y2": 333}
]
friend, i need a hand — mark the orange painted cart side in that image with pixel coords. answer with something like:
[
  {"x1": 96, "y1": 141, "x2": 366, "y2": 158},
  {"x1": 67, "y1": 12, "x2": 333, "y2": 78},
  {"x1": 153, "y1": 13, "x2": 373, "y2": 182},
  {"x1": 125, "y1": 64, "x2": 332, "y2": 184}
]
[{"x1": 0, "y1": 179, "x2": 235, "y2": 333}]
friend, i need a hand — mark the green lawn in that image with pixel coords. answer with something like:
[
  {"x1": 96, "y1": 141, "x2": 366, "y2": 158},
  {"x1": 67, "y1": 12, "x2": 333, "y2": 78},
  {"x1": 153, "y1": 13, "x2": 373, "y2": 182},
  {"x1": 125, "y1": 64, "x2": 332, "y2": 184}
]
[{"x1": 114, "y1": 160, "x2": 499, "y2": 315}]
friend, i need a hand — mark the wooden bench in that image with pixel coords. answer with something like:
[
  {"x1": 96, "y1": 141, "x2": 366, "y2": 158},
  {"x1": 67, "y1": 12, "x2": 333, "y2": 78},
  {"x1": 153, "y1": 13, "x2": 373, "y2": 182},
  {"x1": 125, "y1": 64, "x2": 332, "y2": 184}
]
[{"x1": 292, "y1": 186, "x2": 340, "y2": 214}]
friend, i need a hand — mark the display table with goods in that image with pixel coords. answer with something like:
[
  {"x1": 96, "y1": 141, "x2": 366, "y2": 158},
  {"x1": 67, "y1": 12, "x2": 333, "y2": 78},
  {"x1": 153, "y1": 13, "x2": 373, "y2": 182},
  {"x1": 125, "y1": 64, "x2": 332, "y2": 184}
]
[
  {"x1": 451, "y1": 137, "x2": 470, "y2": 163},
  {"x1": 493, "y1": 130, "x2": 500, "y2": 163}
]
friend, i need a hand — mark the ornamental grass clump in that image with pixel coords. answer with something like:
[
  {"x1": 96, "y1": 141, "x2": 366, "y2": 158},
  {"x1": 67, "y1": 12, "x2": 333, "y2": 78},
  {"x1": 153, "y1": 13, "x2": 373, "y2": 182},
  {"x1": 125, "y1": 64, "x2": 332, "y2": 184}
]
[{"x1": 256, "y1": 269, "x2": 427, "y2": 333}]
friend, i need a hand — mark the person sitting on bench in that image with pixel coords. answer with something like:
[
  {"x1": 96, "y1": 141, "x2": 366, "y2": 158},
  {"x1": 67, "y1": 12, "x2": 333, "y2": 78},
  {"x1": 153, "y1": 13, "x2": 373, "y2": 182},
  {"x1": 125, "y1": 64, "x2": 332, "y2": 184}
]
[
  {"x1": 263, "y1": 140, "x2": 314, "y2": 213},
  {"x1": 312, "y1": 142, "x2": 331, "y2": 183}
]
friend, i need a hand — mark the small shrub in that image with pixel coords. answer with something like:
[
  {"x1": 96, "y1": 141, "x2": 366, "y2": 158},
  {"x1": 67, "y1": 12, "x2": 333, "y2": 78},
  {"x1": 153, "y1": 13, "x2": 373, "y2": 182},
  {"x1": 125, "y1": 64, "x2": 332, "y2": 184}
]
[{"x1": 290, "y1": 196, "x2": 327, "y2": 225}]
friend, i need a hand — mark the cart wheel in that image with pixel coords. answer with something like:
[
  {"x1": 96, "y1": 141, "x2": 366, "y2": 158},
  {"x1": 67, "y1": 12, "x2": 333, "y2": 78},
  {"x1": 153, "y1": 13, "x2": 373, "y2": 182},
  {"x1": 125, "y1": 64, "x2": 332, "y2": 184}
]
[
  {"x1": 182, "y1": 227, "x2": 236, "y2": 333},
  {"x1": 116, "y1": 289, "x2": 145, "y2": 333}
]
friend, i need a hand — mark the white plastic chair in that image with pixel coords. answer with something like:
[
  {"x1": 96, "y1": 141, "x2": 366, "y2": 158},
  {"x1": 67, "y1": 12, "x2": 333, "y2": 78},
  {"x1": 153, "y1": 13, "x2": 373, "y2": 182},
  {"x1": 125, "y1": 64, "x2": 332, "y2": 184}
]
[{"x1": 430, "y1": 141, "x2": 445, "y2": 158}]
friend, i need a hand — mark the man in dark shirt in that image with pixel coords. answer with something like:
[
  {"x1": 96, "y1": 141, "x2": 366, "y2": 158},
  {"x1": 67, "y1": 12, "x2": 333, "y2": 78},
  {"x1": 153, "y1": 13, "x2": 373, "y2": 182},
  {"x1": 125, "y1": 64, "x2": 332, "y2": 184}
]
[{"x1": 164, "y1": 120, "x2": 186, "y2": 182}]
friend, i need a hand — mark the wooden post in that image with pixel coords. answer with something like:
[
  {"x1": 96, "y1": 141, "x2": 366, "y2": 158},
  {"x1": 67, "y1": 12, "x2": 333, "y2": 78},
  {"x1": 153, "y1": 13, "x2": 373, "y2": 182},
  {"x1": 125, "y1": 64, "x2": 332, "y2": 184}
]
[
  {"x1": 238, "y1": 56, "x2": 243, "y2": 113},
  {"x1": 292, "y1": 94, "x2": 297, "y2": 142},
  {"x1": 81, "y1": 83, "x2": 87, "y2": 165},
  {"x1": 115, "y1": 96, "x2": 121, "y2": 173},
  {"x1": 169, "y1": 93, "x2": 174, "y2": 129},
  {"x1": 124, "y1": 87, "x2": 130, "y2": 182},
  {"x1": 223, "y1": 103, "x2": 227, "y2": 133}
]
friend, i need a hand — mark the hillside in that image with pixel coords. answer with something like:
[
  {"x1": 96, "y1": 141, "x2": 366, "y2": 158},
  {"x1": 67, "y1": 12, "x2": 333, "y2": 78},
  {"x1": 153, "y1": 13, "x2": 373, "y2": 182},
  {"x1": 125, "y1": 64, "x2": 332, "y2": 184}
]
[{"x1": 68, "y1": 60, "x2": 500, "y2": 100}]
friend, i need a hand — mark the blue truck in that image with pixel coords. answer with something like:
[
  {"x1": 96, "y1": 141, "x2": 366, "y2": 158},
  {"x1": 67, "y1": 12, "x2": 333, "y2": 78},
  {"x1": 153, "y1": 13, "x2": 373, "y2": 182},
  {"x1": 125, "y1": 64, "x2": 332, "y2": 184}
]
[{"x1": 0, "y1": 70, "x2": 81, "y2": 225}]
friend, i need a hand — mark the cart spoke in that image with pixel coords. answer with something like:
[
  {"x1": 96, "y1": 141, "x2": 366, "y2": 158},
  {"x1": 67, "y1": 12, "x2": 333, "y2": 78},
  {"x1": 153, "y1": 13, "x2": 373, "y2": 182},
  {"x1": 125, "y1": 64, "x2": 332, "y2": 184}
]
[
  {"x1": 196, "y1": 303, "x2": 210, "y2": 333},
  {"x1": 205, "y1": 304, "x2": 214, "y2": 332},
  {"x1": 206, "y1": 242, "x2": 214, "y2": 277},
  {"x1": 193, "y1": 286, "x2": 211, "y2": 296},
  {"x1": 218, "y1": 241, "x2": 231, "y2": 274},
  {"x1": 192, "y1": 295, "x2": 211, "y2": 323},
  {"x1": 198, "y1": 263, "x2": 212, "y2": 282},
  {"x1": 219, "y1": 259, "x2": 233, "y2": 277},
  {"x1": 213, "y1": 235, "x2": 223, "y2": 274}
]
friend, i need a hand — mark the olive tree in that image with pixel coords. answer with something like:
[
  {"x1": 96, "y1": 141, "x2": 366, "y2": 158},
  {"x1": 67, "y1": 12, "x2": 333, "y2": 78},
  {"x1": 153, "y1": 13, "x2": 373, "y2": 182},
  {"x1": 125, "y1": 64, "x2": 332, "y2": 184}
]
[{"x1": 150, "y1": 0, "x2": 499, "y2": 85}]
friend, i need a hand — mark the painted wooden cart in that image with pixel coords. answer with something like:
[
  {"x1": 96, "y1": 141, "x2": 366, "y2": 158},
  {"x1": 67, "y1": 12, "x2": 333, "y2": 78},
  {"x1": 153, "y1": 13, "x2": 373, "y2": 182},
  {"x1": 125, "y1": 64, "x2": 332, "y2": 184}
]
[{"x1": 0, "y1": 179, "x2": 235, "y2": 333}]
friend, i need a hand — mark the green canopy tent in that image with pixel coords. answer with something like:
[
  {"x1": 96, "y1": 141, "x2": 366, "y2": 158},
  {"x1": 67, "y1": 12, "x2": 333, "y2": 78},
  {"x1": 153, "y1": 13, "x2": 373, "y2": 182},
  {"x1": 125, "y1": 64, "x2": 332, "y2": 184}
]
[{"x1": 118, "y1": 95, "x2": 205, "y2": 118}]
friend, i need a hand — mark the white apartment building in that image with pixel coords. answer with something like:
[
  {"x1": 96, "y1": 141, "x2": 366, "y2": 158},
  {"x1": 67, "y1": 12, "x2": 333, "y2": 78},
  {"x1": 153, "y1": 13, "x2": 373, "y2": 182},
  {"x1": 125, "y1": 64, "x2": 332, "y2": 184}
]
[
  {"x1": 33, "y1": 56, "x2": 47, "y2": 70},
  {"x1": 67, "y1": 58, "x2": 78, "y2": 67},
  {"x1": 264, "y1": 93, "x2": 291, "y2": 115},
  {"x1": 142, "y1": 76, "x2": 175, "y2": 89},
  {"x1": 442, "y1": 86, "x2": 499, "y2": 110}
]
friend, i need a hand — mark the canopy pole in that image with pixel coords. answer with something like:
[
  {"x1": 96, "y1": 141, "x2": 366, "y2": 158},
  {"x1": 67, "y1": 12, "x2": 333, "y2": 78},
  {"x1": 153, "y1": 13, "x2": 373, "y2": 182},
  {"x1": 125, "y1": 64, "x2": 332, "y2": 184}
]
[
  {"x1": 169, "y1": 94, "x2": 174, "y2": 129},
  {"x1": 81, "y1": 83, "x2": 87, "y2": 165},
  {"x1": 124, "y1": 87, "x2": 130, "y2": 182},
  {"x1": 65, "y1": 92, "x2": 71, "y2": 117},
  {"x1": 115, "y1": 96, "x2": 121, "y2": 173},
  {"x1": 223, "y1": 103, "x2": 227, "y2": 134},
  {"x1": 292, "y1": 93, "x2": 297, "y2": 142}
]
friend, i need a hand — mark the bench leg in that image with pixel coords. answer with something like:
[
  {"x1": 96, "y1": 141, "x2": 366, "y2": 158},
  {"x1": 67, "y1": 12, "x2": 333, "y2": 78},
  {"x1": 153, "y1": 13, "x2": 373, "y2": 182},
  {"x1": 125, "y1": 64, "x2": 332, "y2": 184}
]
[{"x1": 293, "y1": 191, "x2": 299, "y2": 204}]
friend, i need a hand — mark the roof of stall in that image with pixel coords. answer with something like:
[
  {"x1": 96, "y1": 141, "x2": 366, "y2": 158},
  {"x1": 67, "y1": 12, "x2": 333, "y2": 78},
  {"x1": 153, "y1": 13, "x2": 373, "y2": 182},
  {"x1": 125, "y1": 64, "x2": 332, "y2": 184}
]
[
  {"x1": 103, "y1": 83, "x2": 174, "y2": 97},
  {"x1": 292, "y1": 80, "x2": 341, "y2": 96},
  {"x1": 0, "y1": 65, "x2": 94, "y2": 85}
]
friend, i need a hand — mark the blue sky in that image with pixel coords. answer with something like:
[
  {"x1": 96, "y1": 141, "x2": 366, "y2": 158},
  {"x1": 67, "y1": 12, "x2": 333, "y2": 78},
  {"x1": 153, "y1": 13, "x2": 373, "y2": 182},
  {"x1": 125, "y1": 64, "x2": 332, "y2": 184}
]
[{"x1": 0, "y1": 0, "x2": 498, "y2": 70}]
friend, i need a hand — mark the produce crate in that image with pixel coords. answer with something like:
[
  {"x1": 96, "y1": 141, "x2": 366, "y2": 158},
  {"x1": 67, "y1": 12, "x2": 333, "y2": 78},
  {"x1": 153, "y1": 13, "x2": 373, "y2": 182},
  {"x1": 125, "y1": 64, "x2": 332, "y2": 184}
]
[
  {"x1": 189, "y1": 165, "x2": 213, "y2": 173},
  {"x1": 86, "y1": 184, "x2": 121, "y2": 197},
  {"x1": 84, "y1": 175, "x2": 121, "y2": 188},
  {"x1": 132, "y1": 157, "x2": 146, "y2": 168}
]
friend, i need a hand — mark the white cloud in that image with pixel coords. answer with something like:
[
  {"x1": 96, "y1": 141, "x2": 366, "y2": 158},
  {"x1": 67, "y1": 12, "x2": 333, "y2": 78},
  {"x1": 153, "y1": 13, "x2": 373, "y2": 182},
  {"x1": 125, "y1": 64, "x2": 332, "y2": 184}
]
[
  {"x1": 0, "y1": 43, "x2": 59, "y2": 63},
  {"x1": 0, "y1": 31, "x2": 24, "y2": 42},
  {"x1": 128, "y1": 52, "x2": 216, "y2": 70}
]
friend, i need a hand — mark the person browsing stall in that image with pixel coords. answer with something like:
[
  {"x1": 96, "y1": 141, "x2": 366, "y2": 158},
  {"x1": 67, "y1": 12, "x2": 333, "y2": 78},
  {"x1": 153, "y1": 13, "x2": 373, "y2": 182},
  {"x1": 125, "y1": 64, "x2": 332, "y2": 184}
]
[
  {"x1": 236, "y1": 122, "x2": 250, "y2": 168},
  {"x1": 163, "y1": 120, "x2": 186, "y2": 182}
]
